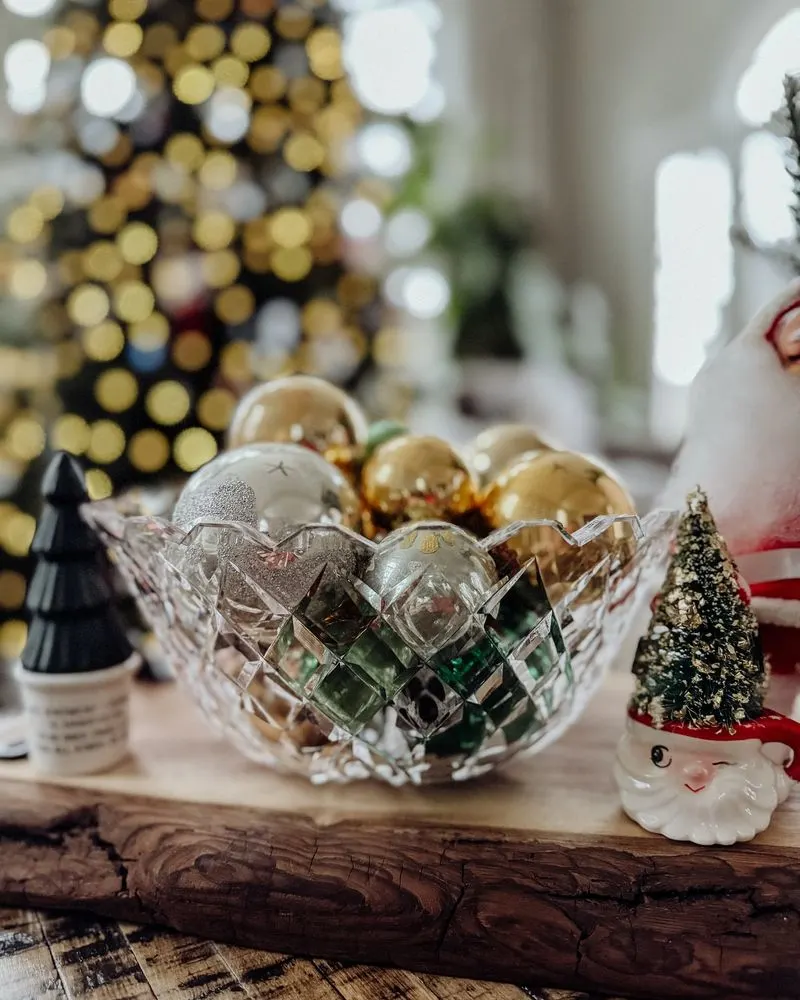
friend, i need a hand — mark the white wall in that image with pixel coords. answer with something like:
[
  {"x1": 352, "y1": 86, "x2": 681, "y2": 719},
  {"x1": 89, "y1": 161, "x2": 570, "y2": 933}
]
[
  {"x1": 436, "y1": 0, "x2": 555, "y2": 208},
  {"x1": 549, "y1": 0, "x2": 799, "y2": 388}
]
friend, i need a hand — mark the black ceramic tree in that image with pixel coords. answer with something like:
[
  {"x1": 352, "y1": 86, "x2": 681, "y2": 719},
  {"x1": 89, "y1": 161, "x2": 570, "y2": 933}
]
[{"x1": 21, "y1": 452, "x2": 133, "y2": 675}]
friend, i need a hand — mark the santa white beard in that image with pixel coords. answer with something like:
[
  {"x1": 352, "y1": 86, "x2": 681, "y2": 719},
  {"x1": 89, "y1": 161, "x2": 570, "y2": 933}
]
[
  {"x1": 664, "y1": 324, "x2": 800, "y2": 556},
  {"x1": 614, "y1": 729, "x2": 790, "y2": 845}
]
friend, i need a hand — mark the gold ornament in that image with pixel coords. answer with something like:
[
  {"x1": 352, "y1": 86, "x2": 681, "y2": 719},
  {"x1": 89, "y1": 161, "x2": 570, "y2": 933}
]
[
  {"x1": 361, "y1": 435, "x2": 477, "y2": 532},
  {"x1": 228, "y1": 375, "x2": 368, "y2": 458},
  {"x1": 480, "y1": 450, "x2": 636, "y2": 602},
  {"x1": 466, "y1": 423, "x2": 553, "y2": 489},
  {"x1": 324, "y1": 442, "x2": 364, "y2": 485}
]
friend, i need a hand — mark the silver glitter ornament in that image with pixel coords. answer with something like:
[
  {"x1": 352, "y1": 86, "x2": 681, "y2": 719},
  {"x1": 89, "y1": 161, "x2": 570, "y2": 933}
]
[
  {"x1": 365, "y1": 521, "x2": 499, "y2": 657},
  {"x1": 171, "y1": 476, "x2": 259, "y2": 597},
  {"x1": 265, "y1": 525, "x2": 372, "y2": 612},
  {"x1": 183, "y1": 443, "x2": 361, "y2": 540},
  {"x1": 173, "y1": 476, "x2": 258, "y2": 530}
]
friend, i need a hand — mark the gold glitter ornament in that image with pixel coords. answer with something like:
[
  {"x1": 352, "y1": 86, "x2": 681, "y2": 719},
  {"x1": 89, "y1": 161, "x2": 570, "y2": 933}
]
[
  {"x1": 228, "y1": 375, "x2": 368, "y2": 456},
  {"x1": 361, "y1": 435, "x2": 477, "y2": 532},
  {"x1": 465, "y1": 424, "x2": 554, "y2": 490},
  {"x1": 480, "y1": 450, "x2": 636, "y2": 602}
]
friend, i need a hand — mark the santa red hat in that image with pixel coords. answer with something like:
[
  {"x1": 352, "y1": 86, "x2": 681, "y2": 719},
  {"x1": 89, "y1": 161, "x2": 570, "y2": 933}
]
[{"x1": 627, "y1": 706, "x2": 800, "y2": 781}]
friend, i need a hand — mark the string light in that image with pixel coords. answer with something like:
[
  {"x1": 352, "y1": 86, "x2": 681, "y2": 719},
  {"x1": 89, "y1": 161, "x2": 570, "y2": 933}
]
[
  {"x1": 356, "y1": 122, "x2": 413, "y2": 178},
  {"x1": 80, "y1": 57, "x2": 137, "y2": 118},
  {"x1": 0, "y1": 571, "x2": 26, "y2": 612},
  {"x1": 173, "y1": 331, "x2": 212, "y2": 371},
  {"x1": 340, "y1": 197, "x2": 382, "y2": 240},
  {"x1": 50, "y1": 414, "x2": 91, "y2": 454},
  {"x1": 128, "y1": 428, "x2": 170, "y2": 472},
  {"x1": 94, "y1": 368, "x2": 138, "y2": 412},
  {"x1": 2, "y1": 0, "x2": 58, "y2": 17},
  {"x1": 174, "y1": 427, "x2": 217, "y2": 472},
  {"x1": 4, "y1": 38, "x2": 50, "y2": 91},
  {"x1": 85, "y1": 468, "x2": 113, "y2": 500},
  {"x1": 0, "y1": 620, "x2": 26, "y2": 659},
  {"x1": 9, "y1": 260, "x2": 47, "y2": 299},
  {"x1": 197, "y1": 387, "x2": 236, "y2": 430},
  {"x1": 7, "y1": 415, "x2": 45, "y2": 461},
  {"x1": 67, "y1": 284, "x2": 110, "y2": 326},
  {"x1": 82, "y1": 321, "x2": 125, "y2": 361},
  {"x1": 88, "y1": 419, "x2": 127, "y2": 463},
  {"x1": 145, "y1": 380, "x2": 191, "y2": 425},
  {"x1": 2, "y1": 512, "x2": 36, "y2": 557}
]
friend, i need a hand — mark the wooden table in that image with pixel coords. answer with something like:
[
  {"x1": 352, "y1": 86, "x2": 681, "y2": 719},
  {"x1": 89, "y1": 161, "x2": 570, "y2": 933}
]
[
  {"x1": 0, "y1": 907, "x2": 597, "y2": 1000},
  {"x1": 1, "y1": 675, "x2": 799, "y2": 999}
]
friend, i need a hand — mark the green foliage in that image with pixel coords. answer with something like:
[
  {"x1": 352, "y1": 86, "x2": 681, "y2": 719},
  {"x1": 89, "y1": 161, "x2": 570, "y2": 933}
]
[{"x1": 631, "y1": 489, "x2": 766, "y2": 730}]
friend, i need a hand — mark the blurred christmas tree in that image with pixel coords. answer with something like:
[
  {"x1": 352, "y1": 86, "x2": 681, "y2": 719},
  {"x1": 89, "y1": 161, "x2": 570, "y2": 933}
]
[
  {"x1": 736, "y1": 72, "x2": 800, "y2": 273},
  {"x1": 0, "y1": 0, "x2": 444, "y2": 660}
]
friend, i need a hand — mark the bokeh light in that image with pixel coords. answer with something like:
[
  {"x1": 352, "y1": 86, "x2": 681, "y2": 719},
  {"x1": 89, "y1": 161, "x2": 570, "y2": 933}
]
[
  {"x1": 81, "y1": 57, "x2": 137, "y2": 118},
  {"x1": 340, "y1": 197, "x2": 382, "y2": 240},
  {"x1": 343, "y1": 5, "x2": 436, "y2": 114},
  {"x1": 356, "y1": 122, "x2": 413, "y2": 177}
]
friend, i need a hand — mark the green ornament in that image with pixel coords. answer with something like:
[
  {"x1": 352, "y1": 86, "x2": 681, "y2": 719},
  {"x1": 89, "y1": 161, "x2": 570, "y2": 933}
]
[{"x1": 364, "y1": 420, "x2": 408, "y2": 460}]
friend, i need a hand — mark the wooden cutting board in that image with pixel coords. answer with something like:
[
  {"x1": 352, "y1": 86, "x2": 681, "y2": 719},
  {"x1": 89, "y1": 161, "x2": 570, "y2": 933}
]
[{"x1": 0, "y1": 673, "x2": 798, "y2": 1000}]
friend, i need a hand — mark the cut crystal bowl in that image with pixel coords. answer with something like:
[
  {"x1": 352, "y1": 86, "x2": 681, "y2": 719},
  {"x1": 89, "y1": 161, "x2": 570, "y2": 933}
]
[{"x1": 87, "y1": 499, "x2": 677, "y2": 785}]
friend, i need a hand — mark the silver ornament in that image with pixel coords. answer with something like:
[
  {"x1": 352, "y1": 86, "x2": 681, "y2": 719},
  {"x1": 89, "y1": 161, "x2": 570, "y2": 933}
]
[
  {"x1": 264, "y1": 525, "x2": 372, "y2": 612},
  {"x1": 365, "y1": 521, "x2": 498, "y2": 657},
  {"x1": 170, "y1": 477, "x2": 259, "y2": 597},
  {"x1": 182, "y1": 443, "x2": 361, "y2": 540},
  {"x1": 173, "y1": 476, "x2": 258, "y2": 530}
]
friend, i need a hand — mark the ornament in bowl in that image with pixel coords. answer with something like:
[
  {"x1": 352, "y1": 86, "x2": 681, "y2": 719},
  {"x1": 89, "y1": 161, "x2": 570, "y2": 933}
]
[
  {"x1": 87, "y1": 375, "x2": 676, "y2": 785},
  {"x1": 615, "y1": 489, "x2": 800, "y2": 845}
]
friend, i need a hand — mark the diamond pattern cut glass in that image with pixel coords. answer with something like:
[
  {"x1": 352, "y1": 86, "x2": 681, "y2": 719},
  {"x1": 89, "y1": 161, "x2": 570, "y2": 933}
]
[{"x1": 87, "y1": 500, "x2": 678, "y2": 784}]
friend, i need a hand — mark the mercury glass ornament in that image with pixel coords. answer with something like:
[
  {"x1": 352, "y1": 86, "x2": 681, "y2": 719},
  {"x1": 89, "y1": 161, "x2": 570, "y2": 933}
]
[
  {"x1": 465, "y1": 424, "x2": 554, "y2": 489},
  {"x1": 365, "y1": 521, "x2": 498, "y2": 657},
  {"x1": 181, "y1": 442, "x2": 361, "y2": 540},
  {"x1": 481, "y1": 450, "x2": 636, "y2": 602},
  {"x1": 361, "y1": 435, "x2": 477, "y2": 533},
  {"x1": 227, "y1": 375, "x2": 368, "y2": 456}
]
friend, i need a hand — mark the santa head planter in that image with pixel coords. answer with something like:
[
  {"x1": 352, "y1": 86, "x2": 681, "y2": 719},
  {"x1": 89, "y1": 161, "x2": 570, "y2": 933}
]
[
  {"x1": 664, "y1": 280, "x2": 800, "y2": 674},
  {"x1": 614, "y1": 489, "x2": 800, "y2": 845}
]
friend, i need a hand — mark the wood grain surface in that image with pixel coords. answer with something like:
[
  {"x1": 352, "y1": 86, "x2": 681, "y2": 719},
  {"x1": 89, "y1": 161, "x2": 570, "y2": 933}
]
[
  {"x1": 0, "y1": 676, "x2": 799, "y2": 999},
  {"x1": 0, "y1": 908, "x2": 608, "y2": 1000}
]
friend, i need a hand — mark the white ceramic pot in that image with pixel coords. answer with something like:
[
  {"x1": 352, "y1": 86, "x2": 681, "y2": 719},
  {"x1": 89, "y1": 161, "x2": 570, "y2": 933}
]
[{"x1": 14, "y1": 655, "x2": 140, "y2": 777}]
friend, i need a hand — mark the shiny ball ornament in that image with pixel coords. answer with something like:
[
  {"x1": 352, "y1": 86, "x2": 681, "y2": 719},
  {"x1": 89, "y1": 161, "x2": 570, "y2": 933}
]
[
  {"x1": 361, "y1": 435, "x2": 478, "y2": 532},
  {"x1": 170, "y1": 476, "x2": 259, "y2": 593},
  {"x1": 365, "y1": 521, "x2": 498, "y2": 656},
  {"x1": 466, "y1": 423, "x2": 553, "y2": 489},
  {"x1": 480, "y1": 450, "x2": 636, "y2": 603},
  {"x1": 180, "y1": 442, "x2": 361, "y2": 541},
  {"x1": 227, "y1": 375, "x2": 368, "y2": 457}
]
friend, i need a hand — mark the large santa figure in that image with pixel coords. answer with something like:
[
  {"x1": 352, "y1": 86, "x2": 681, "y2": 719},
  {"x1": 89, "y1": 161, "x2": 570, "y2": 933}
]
[{"x1": 664, "y1": 280, "x2": 800, "y2": 673}]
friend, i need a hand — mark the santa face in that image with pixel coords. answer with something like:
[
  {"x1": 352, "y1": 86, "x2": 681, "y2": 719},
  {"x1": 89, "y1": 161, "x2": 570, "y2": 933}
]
[{"x1": 614, "y1": 718, "x2": 791, "y2": 845}]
